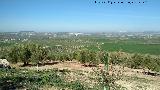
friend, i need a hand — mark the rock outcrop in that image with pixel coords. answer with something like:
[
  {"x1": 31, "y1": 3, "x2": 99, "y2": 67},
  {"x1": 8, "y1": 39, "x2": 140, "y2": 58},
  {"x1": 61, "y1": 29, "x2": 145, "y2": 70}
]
[{"x1": 0, "y1": 59, "x2": 11, "y2": 69}]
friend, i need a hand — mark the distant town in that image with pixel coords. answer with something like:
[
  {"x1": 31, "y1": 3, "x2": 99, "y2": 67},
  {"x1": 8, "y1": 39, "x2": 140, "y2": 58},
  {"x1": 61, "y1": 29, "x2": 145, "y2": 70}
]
[{"x1": 1, "y1": 31, "x2": 160, "y2": 43}]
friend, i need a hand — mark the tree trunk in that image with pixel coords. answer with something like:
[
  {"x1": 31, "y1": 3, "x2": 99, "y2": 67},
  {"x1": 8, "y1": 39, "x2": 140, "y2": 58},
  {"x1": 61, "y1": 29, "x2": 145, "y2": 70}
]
[{"x1": 23, "y1": 62, "x2": 29, "y2": 66}]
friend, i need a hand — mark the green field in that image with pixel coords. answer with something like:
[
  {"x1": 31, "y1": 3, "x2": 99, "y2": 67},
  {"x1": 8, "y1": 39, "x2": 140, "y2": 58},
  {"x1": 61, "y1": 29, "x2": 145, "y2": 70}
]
[
  {"x1": 86, "y1": 38, "x2": 160, "y2": 55},
  {"x1": 101, "y1": 43, "x2": 160, "y2": 55}
]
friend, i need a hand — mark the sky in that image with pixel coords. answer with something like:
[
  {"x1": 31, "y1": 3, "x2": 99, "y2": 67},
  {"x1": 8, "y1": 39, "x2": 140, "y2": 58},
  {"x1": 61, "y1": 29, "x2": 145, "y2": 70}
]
[{"x1": 0, "y1": 0, "x2": 160, "y2": 32}]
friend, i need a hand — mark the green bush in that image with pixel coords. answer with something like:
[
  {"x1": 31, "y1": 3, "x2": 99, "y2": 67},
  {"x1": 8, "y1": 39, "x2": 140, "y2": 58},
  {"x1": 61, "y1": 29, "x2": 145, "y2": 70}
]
[{"x1": 7, "y1": 43, "x2": 48, "y2": 65}]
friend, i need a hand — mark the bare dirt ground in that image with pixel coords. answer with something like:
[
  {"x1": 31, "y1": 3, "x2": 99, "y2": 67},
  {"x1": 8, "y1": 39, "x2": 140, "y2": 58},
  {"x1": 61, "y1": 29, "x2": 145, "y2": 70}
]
[
  {"x1": 113, "y1": 66, "x2": 160, "y2": 90},
  {"x1": 18, "y1": 61, "x2": 96, "y2": 72},
  {"x1": 12, "y1": 61, "x2": 160, "y2": 90}
]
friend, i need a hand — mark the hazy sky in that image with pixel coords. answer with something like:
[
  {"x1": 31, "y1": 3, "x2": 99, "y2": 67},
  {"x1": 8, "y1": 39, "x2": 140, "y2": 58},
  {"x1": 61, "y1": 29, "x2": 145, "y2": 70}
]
[{"x1": 0, "y1": 0, "x2": 160, "y2": 32}]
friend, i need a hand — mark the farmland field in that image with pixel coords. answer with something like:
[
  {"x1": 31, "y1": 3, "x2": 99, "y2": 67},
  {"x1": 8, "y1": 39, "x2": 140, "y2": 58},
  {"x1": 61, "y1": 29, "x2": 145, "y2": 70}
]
[
  {"x1": 101, "y1": 42, "x2": 160, "y2": 55},
  {"x1": 86, "y1": 38, "x2": 160, "y2": 55}
]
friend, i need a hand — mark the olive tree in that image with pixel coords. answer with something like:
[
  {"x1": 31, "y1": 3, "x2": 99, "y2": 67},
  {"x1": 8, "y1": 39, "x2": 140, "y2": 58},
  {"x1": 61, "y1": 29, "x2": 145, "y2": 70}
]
[{"x1": 8, "y1": 43, "x2": 48, "y2": 66}]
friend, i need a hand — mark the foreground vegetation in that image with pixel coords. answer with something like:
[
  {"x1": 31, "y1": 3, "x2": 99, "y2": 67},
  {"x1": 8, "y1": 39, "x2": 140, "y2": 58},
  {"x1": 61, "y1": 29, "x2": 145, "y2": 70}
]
[
  {"x1": 0, "y1": 68, "x2": 88, "y2": 90},
  {"x1": 0, "y1": 68, "x2": 125, "y2": 90}
]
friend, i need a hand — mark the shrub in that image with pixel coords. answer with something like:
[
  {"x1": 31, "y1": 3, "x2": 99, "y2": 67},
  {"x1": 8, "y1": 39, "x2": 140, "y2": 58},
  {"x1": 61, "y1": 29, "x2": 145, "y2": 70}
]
[{"x1": 7, "y1": 43, "x2": 48, "y2": 65}]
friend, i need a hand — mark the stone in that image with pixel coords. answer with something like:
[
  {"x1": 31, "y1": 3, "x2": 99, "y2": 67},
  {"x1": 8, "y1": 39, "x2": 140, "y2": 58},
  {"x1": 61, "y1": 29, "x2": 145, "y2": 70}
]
[{"x1": 0, "y1": 59, "x2": 11, "y2": 69}]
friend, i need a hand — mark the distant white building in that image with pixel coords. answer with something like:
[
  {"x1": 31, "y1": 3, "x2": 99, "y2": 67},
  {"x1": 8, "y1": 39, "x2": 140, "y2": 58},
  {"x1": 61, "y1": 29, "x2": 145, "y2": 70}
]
[{"x1": 69, "y1": 33, "x2": 83, "y2": 36}]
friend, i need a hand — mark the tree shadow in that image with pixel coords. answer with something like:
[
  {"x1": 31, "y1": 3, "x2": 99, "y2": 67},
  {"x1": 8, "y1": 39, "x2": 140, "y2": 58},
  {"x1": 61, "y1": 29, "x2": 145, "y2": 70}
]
[
  {"x1": 82, "y1": 64, "x2": 97, "y2": 67},
  {"x1": 44, "y1": 61, "x2": 59, "y2": 65},
  {"x1": 143, "y1": 71, "x2": 160, "y2": 76},
  {"x1": 20, "y1": 61, "x2": 59, "y2": 67}
]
